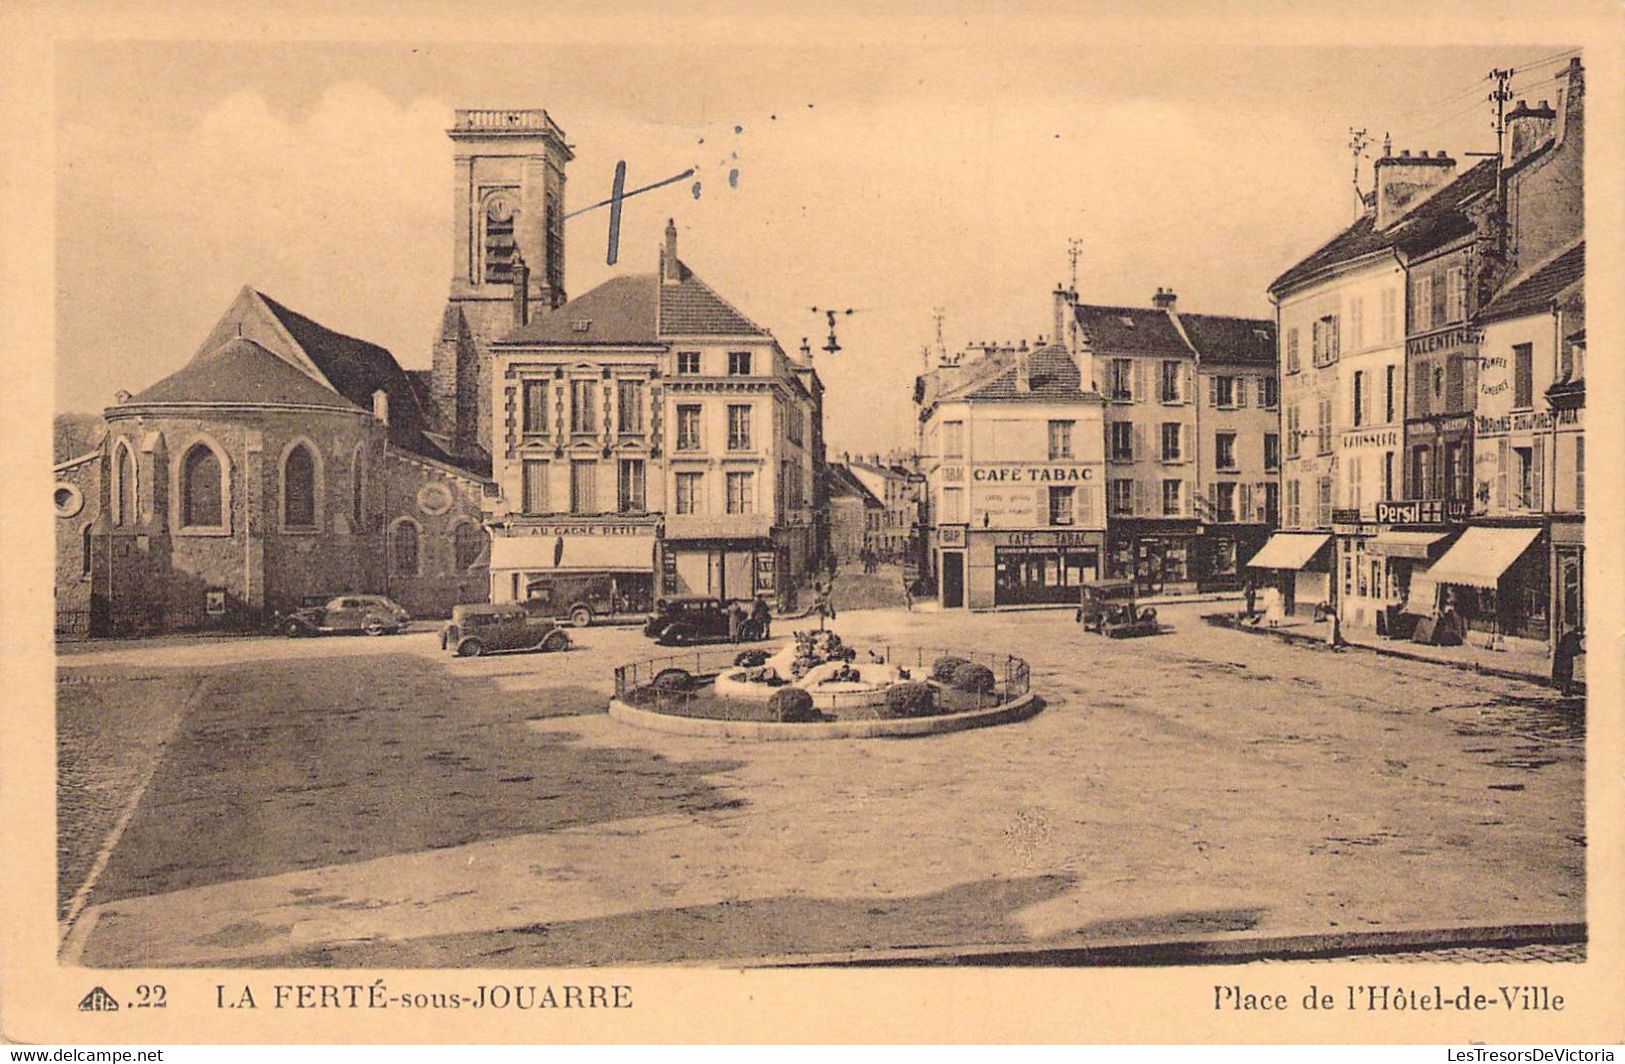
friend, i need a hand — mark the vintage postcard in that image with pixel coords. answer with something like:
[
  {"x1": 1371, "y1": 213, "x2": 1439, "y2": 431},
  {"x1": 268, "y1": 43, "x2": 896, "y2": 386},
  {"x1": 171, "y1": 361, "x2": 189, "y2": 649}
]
[{"x1": 2, "y1": 1, "x2": 1621, "y2": 1045}]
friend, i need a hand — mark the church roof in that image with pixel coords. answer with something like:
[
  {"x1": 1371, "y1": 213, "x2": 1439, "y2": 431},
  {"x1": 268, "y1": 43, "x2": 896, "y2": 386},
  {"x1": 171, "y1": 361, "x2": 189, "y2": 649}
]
[
  {"x1": 125, "y1": 336, "x2": 361, "y2": 409},
  {"x1": 499, "y1": 258, "x2": 770, "y2": 346}
]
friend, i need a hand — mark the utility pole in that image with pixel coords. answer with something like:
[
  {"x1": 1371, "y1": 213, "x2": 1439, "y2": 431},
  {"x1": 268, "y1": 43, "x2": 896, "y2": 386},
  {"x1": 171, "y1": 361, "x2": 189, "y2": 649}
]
[
  {"x1": 1488, "y1": 67, "x2": 1517, "y2": 256},
  {"x1": 1066, "y1": 238, "x2": 1083, "y2": 294},
  {"x1": 1348, "y1": 127, "x2": 1370, "y2": 214},
  {"x1": 932, "y1": 306, "x2": 947, "y2": 366}
]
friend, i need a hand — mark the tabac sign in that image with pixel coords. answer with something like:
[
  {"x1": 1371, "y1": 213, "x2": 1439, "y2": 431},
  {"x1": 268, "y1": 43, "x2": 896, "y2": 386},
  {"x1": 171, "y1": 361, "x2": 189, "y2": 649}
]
[{"x1": 971, "y1": 466, "x2": 1095, "y2": 482}]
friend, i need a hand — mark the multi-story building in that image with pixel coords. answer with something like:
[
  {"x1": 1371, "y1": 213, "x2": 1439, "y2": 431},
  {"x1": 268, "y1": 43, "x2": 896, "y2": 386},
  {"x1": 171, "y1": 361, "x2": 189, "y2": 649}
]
[
  {"x1": 844, "y1": 455, "x2": 918, "y2": 561},
  {"x1": 915, "y1": 294, "x2": 1107, "y2": 609},
  {"x1": 484, "y1": 221, "x2": 824, "y2": 610},
  {"x1": 826, "y1": 462, "x2": 884, "y2": 564},
  {"x1": 1075, "y1": 289, "x2": 1277, "y2": 591},
  {"x1": 1264, "y1": 149, "x2": 1489, "y2": 623}
]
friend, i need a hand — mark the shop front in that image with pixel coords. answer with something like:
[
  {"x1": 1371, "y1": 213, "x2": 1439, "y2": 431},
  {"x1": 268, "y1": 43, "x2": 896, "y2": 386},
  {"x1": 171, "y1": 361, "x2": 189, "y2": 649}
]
[
  {"x1": 1106, "y1": 519, "x2": 1201, "y2": 594},
  {"x1": 660, "y1": 513, "x2": 780, "y2": 603},
  {"x1": 955, "y1": 526, "x2": 1105, "y2": 609},
  {"x1": 1245, "y1": 531, "x2": 1333, "y2": 617},
  {"x1": 1424, "y1": 523, "x2": 1547, "y2": 646},
  {"x1": 489, "y1": 517, "x2": 661, "y2": 609}
]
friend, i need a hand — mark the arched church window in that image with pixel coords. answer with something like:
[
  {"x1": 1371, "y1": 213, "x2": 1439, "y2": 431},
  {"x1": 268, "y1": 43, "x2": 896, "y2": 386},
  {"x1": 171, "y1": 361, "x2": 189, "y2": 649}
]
[
  {"x1": 390, "y1": 519, "x2": 420, "y2": 575},
  {"x1": 181, "y1": 444, "x2": 223, "y2": 528},
  {"x1": 483, "y1": 193, "x2": 518, "y2": 284},
  {"x1": 283, "y1": 443, "x2": 317, "y2": 528},
  {"x1": 454, "y1": 521, "x2": 488, "y2": 571},
  {"x1": 351, "y1": 446, "x2": 366, "y2": 531},
  {"x1": 114, "y1": 443, "x2": 136, "y2": 526}
]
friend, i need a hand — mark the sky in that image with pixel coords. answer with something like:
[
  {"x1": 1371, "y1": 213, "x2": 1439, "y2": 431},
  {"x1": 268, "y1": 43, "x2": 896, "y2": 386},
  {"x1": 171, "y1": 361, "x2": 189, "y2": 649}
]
[{"x1": 54, "y1": 35, "x2": 1578, "y2": 455}]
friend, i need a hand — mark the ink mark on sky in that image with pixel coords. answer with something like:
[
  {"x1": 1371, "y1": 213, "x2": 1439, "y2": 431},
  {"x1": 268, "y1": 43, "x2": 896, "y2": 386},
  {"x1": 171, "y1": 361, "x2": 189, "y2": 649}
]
[
  {"x1": 562, "y1": 163, "x2": 699, "y2": 265},
  {"x1": 729, "y1": 169, "x2": 740, "y2": 189}
]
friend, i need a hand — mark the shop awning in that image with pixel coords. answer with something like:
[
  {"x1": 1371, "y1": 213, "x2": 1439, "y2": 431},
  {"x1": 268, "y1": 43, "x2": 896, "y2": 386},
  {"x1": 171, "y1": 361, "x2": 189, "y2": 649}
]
[
  {"x1": 1245, "y1": 533, "x2": 1332, "y2": 571},
  {"x1": 490, "y1": 531, "x2": 656, "y2": 572},
  {"x1": 1401, "y1": 573, "x2": 1439, "y2": 616},
  {"x1": 1425, "y1": 526, "x2": 1542, "y2": 590},
  {"x1": 1368, "y1": 530, "x2": 1452, "y2": 560}
]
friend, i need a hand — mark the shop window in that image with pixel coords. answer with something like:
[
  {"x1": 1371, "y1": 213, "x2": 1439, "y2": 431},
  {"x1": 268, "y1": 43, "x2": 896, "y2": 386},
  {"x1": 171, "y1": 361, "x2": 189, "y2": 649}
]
[
  {"x1": 282, "y1": 443, "x2": 318, "y2": 529},
  {"x1": 180, "y1": 442, "x2": 224, "y2": 529},
  {"x1": 1048, "y1": 486, "x2": 1075, "y2": 526}
]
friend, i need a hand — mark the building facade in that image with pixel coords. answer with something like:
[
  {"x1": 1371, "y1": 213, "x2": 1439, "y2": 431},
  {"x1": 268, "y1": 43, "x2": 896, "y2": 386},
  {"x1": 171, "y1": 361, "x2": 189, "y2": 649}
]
[
  {"x1": 916, "y1": 317, "x2": 1108, "y2": 609},
  {"x1": 826, "y1": 463, "x2": 884, "y2": 564},
  {"x1": 843, "y1": 456, "x2": 919, "y2": 561},
  {"x1": 54, "y1": 290, "x2": 492, "y2": 635},
  {"x1": 484, "y1": 221, "x2": 825, "y2": 610}
]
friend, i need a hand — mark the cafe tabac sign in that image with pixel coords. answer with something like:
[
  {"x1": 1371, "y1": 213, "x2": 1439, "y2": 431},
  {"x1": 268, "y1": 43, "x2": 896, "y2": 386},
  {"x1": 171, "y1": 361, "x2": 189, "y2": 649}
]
[{"x1": 971, "y1": 465, "x2": 1095, "y2": 482}]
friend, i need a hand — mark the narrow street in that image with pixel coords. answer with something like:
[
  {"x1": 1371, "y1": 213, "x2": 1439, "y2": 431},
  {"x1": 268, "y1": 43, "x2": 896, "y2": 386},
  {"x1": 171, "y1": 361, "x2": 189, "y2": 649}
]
[{"x1": 59, "y1": 601, "x2": 1583, "y2": 967}]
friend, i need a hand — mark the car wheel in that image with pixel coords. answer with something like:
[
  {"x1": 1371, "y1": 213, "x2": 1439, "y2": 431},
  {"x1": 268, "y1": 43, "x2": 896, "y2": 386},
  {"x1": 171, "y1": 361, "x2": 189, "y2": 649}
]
[
  {"x1": 569, "y1": 606, "x2": 593, "y2": 628},
  {"x1": 363, "y1": 618, "x2": 387, "y2": 636},
  {"x1": 664, "y1": 625, "x2": 691, "y2": 646},
  {"x1": 542, "y1": 629, "x2": 570, "y2": 652},
  {"x1": 457, "y1": 639, "x2": 484, "y2": 657},
  {"x1": 285, "y1": 620, "x2": 305, "y2": 637}
]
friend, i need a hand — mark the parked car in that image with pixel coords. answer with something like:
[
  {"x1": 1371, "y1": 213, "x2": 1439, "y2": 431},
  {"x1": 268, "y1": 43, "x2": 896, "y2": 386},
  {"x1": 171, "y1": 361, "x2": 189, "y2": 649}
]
[
  {"x1": 642, "y1": 596, "x2": 766, "y2": 646},
  {"x1": 1075, "y1": 579, "x2": 1160, "y2": 638},
  {"x1": 524, "y1": 571, "x2": 654, "y2": 628},
  {"x1": 283, "y1": 594, "x2": 410, "y2": 636},
  {"x1": 440, "y1": 603, "x2": 571, "y2": 657}
]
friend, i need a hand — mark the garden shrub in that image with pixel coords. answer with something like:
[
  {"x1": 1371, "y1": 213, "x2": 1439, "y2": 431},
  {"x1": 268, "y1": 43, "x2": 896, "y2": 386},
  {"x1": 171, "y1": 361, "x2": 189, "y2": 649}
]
[
  {"x1": 734, "y1": 649, "x2": 770, "y2": 668},
  {"x1": 881, "y1": 681, "x2": 938, "y2": 719},
  {"x1": 932, "y1": 655, "x2": 969, "y2": 683},
  {"x1": 950, "y1": 661, "x2": 996, "y2": 694},
  {"x1": 652, "y1": 668, "x2": 694, "y2": 692},
  {"x1": 768, "y1": 687, "x2": 819, "y2": 723}
]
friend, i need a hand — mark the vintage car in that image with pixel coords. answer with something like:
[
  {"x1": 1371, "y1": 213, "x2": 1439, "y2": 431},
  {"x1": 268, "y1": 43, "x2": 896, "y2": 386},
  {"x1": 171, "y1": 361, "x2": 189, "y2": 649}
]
[
  {"x1": 523, "y1": 571, "x2": 654, "y2": 628},
  {"x1": 1075, "y1": 579, "x2": 1160, "y2": 638},
  {"x1": 642, "y1": 596, "x2": 767, "y2": 646},
  {"x1": 282, "y1": 594, "x2": 410, "y2": 636},
  {"x1": 440, "y1": 603, "x2": 571, "y2": 657}
]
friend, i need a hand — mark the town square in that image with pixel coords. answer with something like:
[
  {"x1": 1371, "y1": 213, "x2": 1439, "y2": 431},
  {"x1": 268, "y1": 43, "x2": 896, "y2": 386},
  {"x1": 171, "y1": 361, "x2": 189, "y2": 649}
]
[{"x1": 45, "y1": 36, "x2": 1588, "y2": 972}]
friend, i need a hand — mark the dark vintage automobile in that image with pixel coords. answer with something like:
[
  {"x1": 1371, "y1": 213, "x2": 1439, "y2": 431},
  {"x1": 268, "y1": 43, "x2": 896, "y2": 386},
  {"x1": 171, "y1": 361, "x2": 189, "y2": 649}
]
[
  {"x1": 1075, "y1": 579, "x2": 1160, "y2": 638},
  {"x1": 282, "y1": 594, "x2": 410, "y2": 636},
  {"x1": 440, "y1": 603, "x2": 571, "y2": 657},
  {"x1": 523, "y1": 571, "x2": 655, "y2": 628},
  {"x1": 642, "y1": 596, "x2": 768, "y2": 646}
]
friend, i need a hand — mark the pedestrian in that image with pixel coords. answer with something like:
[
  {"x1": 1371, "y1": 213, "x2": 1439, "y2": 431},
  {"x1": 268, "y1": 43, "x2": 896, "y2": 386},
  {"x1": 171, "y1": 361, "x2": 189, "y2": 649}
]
[
  {"x1": 1553, "y1": 628, "x2": 1583, "y2": 696},
  {"x1": 1243, "y1": 579, "x2": 1257, "y2": 619},
  {"x1": 726, "y1": 599, "x2": 745, "y2": 643},
  {"x1": 902, "y1": 574, "x2": 914, "y2": 612},
  {"x1": 751, "y1": 596, "x2": 772, "y2": 641}
]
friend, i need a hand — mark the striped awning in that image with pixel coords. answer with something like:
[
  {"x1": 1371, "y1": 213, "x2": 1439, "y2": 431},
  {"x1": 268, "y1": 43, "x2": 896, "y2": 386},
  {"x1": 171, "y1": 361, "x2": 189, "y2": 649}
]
[
  {"x1": 1427, "y1": 526, "x2": 1542, "y2": 590},
  {"x1": 1368, "y1": 530, "x2": 1452, "y2": 560},
  {"x1": 1245, "y1": 533, "x2": 1332, "y2": 571}
]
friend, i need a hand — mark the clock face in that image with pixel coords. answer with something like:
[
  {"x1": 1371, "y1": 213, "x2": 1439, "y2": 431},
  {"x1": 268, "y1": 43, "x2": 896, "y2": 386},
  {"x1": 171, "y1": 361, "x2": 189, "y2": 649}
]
[{"x1": 485, "y1": 195, "x2": 516, "y2": 223}]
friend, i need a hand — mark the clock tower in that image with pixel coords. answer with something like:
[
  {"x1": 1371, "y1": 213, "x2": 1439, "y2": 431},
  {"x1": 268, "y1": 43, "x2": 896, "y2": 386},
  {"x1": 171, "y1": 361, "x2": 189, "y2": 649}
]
[{"x1": 432, "y1": 108, "x2": 573, "y2": 460}]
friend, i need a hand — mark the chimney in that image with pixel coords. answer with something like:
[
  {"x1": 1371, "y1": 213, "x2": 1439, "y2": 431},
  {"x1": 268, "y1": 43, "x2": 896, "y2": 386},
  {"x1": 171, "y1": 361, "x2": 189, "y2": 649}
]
[
  {"x1": 511, "y1": 250, "x2": 531, "y2": 327},
  {"x1": 372, "y1": 388, "x2": 389, "y2": 425},
  {"x1": 1505, "y1": 99, "x2": 1557, "y2": 165},
  {"x1": 1373, "y1": 148, "x2": 1457, "y2": 229},
  {"x1": 1554, "y1": 57, "x2": 1584, "y2": 147},
  {"x1": 662, "y1": 218, "x2": 681, "y2": 283},
  {"x1": 1052, "y1": 284, "x2": 1070, "y2": 347},
  {"x1": 1015, "y1": 346, "x2": 1031, "y2": 392},
  {"x1": 1152, "y1": 287, "x2": 1178, "y2": 310}
]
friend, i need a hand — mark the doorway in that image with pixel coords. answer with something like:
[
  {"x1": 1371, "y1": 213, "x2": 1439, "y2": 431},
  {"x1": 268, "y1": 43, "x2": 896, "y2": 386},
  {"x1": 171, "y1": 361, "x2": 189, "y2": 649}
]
[{"x1": 941, "y1": 550, "x2": 964, "y2": 609}]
